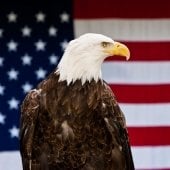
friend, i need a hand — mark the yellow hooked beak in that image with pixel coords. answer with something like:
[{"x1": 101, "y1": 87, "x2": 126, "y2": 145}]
[{"x1": 104, "y1": 41, "x2": 130, "y2": 60}]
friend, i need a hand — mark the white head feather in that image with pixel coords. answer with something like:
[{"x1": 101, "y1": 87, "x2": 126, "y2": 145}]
[{"x1": 57, "y1": 33, "x2": 129, "y2": 85}]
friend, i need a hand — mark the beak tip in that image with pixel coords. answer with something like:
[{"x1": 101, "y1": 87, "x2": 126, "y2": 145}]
[
  {"x1": 126, "y1": 55, "x2": 130, "y2": 60},
  {"x1": 126, "y1": 49, "x2": 130, "y2": 60}
]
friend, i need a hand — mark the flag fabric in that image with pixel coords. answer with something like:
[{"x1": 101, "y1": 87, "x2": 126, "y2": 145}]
[{"x1": 0, "y1": 0, "x2": 170, "y2": 169}]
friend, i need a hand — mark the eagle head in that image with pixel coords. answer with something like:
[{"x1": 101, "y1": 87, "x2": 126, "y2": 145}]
[{"x1": 58, "y1": 33, "x2": 130, "y2": 85}]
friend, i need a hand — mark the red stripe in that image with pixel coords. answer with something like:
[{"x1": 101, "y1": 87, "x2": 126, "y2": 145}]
[
  {"x1": 74, "y1": 0, "x2": 170, "y2": 19},
  {"x1": 105, "y1": 42, "x2": 170, "y2": 61},
  {"x1": 110, "y1": 84, "x2": 170, "y2": 103},
  {"x1": 128, "y1": 127, "x2": 170, "y2": 146}
]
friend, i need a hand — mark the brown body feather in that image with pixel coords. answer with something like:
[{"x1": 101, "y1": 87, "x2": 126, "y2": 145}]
[{"x1": 20, "y1": 71, "x2": 135, "y2": 170}]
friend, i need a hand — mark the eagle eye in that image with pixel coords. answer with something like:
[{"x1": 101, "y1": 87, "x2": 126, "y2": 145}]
[{"x1": 101, "y1": 42, "x2": 111, "y2": 48}]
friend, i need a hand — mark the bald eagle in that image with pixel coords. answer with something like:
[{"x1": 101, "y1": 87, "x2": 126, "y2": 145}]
[{"x1": 20, "y1": 33, "x2": 135, "y2": 170}]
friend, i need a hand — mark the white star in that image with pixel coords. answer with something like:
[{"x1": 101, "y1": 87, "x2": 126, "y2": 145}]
[
  {"x1": 49, "y1": 54, "x2": 58, "y2": 65},
  {"x1": 0, "y1": 29, "x2": 3, "y2": 38},
  {"x1": 0, "y1": 112, "x2": 6, "y2": 125},
  {"x1": 0, "y1": 57, "x2": 4, "y2": 67},
  {"x1": 35, "y1": 40, "x2": 46, "y2": 51},
  {"x1": 21, "y1": 26, "x2": 31, "y2": 37},
  {"x1": 0, "y1": 84, "x2": 5, "y2": 95},
  {"x1": 48, "y1": 26, "x2": 57, "y2": 36},
  {"x1": 60, "y1": 12, "x2": 70, "y2": 23},
  {"x1": 22, "y1": 82, "x2": 33, "y2": 93},
  {"x1": 21, "y1": 54, "x2": 32, "y2": 65},
  {"x1": 7, "y1": 12, "x2": 17, "y2": 22},
  {"x1": 9, "y1": 126, "x2": 19, "y2": 138},
  {"x1": 7, "y1": 40, "x2": 18, "y2": 51},
  {"x1": 7, "y1": 68, "x2": 19, "y2": 80},
  {"x1": 60, "y1": 40, "x2": 69, "y2": 51},
  {"x1": 35, "y1": 12, "x2": 46, "y2": 22},
  {"x1": 7, "y1": 97, "x2": 19, "y2": 110},
  {"x1": 35, "y1": 68, "x2": 47, "y2": 79}
]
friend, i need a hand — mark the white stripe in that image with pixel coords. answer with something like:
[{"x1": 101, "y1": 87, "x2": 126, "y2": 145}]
[
  {"x1": 120, "y1": 103, "x2": 170, "y2": 127},
  {"x1": 132, "y1": 146, "x2": 170, "y2": 169},
  {"x1": 0, "y1": 151, "x2": 22, "y2": 170},
  {"x1": 1, "y1": 148, "x2": 170, "y2": 170},
  {"x1": 74, "y1": 19, "x2": 170, "y2": 41},
  {"x1": 102, "y1": 61, "x2": 170, "y2": 84}
]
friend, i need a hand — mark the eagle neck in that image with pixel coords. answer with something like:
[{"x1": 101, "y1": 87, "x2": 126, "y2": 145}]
[{"x1": 57, "y1": 54, "x2": 103, "y2": 85}]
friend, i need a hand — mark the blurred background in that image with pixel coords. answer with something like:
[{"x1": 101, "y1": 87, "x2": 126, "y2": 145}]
[{"x1": 0, "y1": 0, "x2": 170, "y2": 169}]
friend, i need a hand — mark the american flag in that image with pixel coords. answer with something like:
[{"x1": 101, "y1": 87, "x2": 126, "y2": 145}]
[{"x1": 1, "y1": 0, "x2": 170, "y2": 169}]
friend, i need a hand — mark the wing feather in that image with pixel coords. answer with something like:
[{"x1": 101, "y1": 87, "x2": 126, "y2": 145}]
[
  {"x1": 102, "y1": 82, "x2": 135, "y2": 170},
  {"x1": 20, "y1": 89, "x2": 41, "y2": 169}
]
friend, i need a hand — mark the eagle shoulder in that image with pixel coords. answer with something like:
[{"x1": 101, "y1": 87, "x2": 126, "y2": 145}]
[{"x1": 101, "y1": 82, "x2": 126, "y2": 127}]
